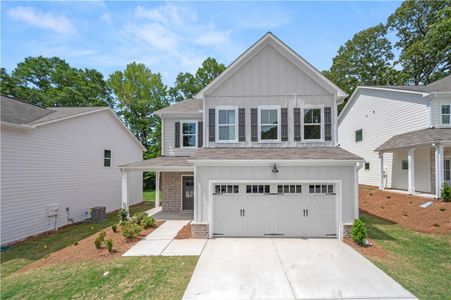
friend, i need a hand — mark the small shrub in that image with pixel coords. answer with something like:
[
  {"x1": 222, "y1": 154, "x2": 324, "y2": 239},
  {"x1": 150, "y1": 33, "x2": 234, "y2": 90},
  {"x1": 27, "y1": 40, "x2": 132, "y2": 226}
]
[
  {"x1": 141, "y1": 215, "x2": 156, "y2": 229},
  {"x1": 350, "y1": 218, "x2": 368, "y2": 246},
  {"x1": 118, "y1": 208, "x2": 128, "y2": 222},
  {"x1": 433, "y1": 223, "x2": 440, "y2": 227},
  {"x1": 440, "y1": 207, "x2": 446, "y2": 212},
  {"x1": 440, "y1": 183, "x2": 451, "y2": 202},
  {"x1": 98, "y1": 231, "x2": 106, "y2": 241},
  {"x1": 74, "y1": 241, "x2": 78, "y2": 246},
  {"x1": 132, "y1": 212, "x2": 147, "y2": 225},
  {"x1": 106, "y1": 239, "x2": 113, "y2": 252},
  {"x1": 120, "y1": 221, "x2": 142, "y2": 239},
  {"x1": 94, "y1": 236, "x2": 102, "y2": 249},
  {"x1": 111, "y1": 224, "x2": 118, "y2": 233}
]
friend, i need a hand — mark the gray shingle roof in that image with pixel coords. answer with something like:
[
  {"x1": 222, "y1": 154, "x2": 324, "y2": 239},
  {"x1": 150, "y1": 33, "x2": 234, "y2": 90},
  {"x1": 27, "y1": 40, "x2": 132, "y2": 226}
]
[
  {"x1": 1, "y1": 95, "x2": 108, "y2": 126},
  {"x1": 155, "y1": 99, "x2": 202, "y2": 115},
  {"x1": 373, "y1": 75, "x2": 451, "y2": 93},
  {"x1": 375, "y1": 128, "x2": 451, "y2": 152},
  {"x1": 118, "y1": 156, "x2": 192, "y2": 168},
  {"x1": 1, "y1": 95, "x2": 53, "y2": 125},
  {"x1": 190, "y1": 147, "x2": 362, "y2": 160}
]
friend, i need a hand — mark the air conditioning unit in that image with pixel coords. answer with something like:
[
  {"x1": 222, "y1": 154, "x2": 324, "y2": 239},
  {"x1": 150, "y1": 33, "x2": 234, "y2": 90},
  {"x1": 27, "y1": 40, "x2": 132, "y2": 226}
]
[{"x1": 91, "y1": 206, "x2": 106, "y2": 222}]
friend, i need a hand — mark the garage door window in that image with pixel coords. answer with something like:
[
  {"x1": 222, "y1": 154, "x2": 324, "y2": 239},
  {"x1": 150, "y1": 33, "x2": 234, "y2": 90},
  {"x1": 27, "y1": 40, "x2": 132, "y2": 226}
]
[
  {"x1": 214, "y1": 185, "x2": 239, "y2": 195},
  {"x1": 246, "y1": 185, "x2": 270, "y2": 194},
  {"x1": 277, "y1": 185, "x2": 302, "y2": 194},
  {"x1": 309, "y1": 184, "x2": 334, "y2": 194}
]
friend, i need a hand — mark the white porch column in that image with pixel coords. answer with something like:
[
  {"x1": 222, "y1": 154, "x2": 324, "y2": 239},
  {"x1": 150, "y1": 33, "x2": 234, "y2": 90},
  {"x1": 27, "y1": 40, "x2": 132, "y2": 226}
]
[
  {"x1": 155, "y1": 171, "x2": 160, "y2": 208},
  {"x1": 408, "y1": 149, "x2": 415, "y2": 195},
  {"x1": 379, "y1": 153, "x2": 385, "y2": 190},
  {"x1": 121, "y1": 170, "x2": 129, "y2": 215},
  {"x1": 435, "y1": 144, "x2": 444, "y2": 198}
]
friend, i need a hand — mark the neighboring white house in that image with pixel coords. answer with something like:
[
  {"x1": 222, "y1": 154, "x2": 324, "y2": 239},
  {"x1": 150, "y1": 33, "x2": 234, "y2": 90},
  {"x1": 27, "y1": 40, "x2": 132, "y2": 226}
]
[
  {"x1": 338, "y1": 76, "x2": 451, "y2": 198},
  {"x1": 119, "y1": 32, "x2": 363, "y2": 240},
  {"x1": 1, "y1": 95, "x2": 145, "y2": 245}
]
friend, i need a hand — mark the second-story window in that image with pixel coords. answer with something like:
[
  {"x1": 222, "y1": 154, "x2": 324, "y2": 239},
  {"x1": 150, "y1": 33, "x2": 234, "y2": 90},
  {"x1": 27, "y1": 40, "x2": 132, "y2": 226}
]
[
  {"x1": 355, "y1": 129, "x2": 363, "y2": 142},
  {"x1": 181, "y1": 121, "x2": 197, "y2": 148},
  {"x1": 442, "y1": 105, "x2": 450, "y2": 125},
  {"x1": 217, "y1": 107, "x2": 237, "y2": 142},
  {"x1": 259, "y1": 106, "x2": 280, "y2": 141},
  {"x1": 303, "y1": 108, "x2": 322, "y2": 140}
]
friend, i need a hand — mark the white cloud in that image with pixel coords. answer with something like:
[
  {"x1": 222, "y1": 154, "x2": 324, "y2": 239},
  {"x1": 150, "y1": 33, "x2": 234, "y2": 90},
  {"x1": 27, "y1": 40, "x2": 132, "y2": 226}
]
[
  {"x1": 7, "y1": 6, "x2": 76, "y2": 35},
  {"x1": 100, "y1": 12, "x2": 112, "y2": 23}
]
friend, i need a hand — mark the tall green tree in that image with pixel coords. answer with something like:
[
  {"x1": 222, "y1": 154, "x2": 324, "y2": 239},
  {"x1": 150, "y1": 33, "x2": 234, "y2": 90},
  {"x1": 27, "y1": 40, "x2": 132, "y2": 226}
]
[
  {"x1": 324, "y1": 24, "x2": 402, "y2": 111},
  {"x1": 387, "y1": 0, "x2": 450, "y2": 84},
  {"x1": 169, "y1": 57, "x2": 225, "y2": 102},
  {"x1": 1, "y1": 56, "x2": 112, "y2": 107},
  {"x1": 108, "y1": 62, "x2": 169, "y2": 158}
]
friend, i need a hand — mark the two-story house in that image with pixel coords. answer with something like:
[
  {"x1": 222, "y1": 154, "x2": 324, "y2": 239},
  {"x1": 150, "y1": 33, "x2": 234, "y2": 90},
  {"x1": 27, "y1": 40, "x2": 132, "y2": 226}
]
[
  {"x1": 119, "y1": 33, "x2": 363, "y2": 239},
  {"x1": 338, "y1": 75, "x2": 451, "y2": 198}
]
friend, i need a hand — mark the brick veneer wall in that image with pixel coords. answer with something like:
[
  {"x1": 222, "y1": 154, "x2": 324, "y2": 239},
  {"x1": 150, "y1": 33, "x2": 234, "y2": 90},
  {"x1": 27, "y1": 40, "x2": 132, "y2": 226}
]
[
  {"x1": 191, "y1": 222, "x2": 209, "y2": 239},
  {"x1": 161, "y1": 172, "x2": 193, "y2": 212}
]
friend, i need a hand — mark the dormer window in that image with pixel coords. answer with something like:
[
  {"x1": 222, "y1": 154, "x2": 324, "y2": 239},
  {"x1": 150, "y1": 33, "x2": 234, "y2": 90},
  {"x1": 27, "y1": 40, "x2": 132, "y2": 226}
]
[
  {"x1": 442, "y1": 105, "x2": 450, "y2": 125},
  {"x1": 181, "y1": 121, "x2": 197, "y2": 148},
  {"x1": 302, "y1": 107, "x2": 323, "y2": 141},
  {"x1": 258, "y1": 106, "x2": 280, "y2": 142},
  {"x1": 216, "y1": 107, "x2": 238, "y2": 143}
]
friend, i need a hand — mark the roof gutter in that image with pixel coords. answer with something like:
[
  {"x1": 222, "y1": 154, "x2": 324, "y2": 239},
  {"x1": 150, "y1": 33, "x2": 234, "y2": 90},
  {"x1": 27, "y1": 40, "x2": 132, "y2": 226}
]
[
  {"x1": 1, "y1": 121, "x2": 34, "y2": 130},
  {"x1": 188, "y1": 158, "x2": 364, "y2": 167}
]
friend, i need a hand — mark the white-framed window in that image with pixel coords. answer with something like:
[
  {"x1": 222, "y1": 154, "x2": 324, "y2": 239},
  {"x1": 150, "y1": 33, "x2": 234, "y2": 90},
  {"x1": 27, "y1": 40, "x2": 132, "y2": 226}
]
[
  {"x1": 441, "y1": 104, "x2": 450, "y2": 125},
  {"x1": 214, "y1": 185, "x2": 239, "y2": 195},
  {"x1": 180, "y1": 121, "x2": 197, "y2": 148},
  {"x1": 104, "y1": 150, "x2": 111, "y2": 167},
  {"x1": 246, "y1": 184, "x2": 270, "y2": 194},
  {"x1": 302, "y1": 106, "x2": 324, "y2": 141},
  {"x1": 258, "y1": 106, "x2": 280, "y2": 142},
  {"x1": 216, "y1": 106, "x2": 238, "y2": 143},
  {"x1": 277, "y1": 185, "x2": 302, "y2": 194}
]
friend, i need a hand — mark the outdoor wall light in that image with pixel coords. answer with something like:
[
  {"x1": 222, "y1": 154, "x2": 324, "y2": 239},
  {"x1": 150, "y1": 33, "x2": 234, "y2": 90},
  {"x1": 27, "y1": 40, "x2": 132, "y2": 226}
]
[{"x1": 272, "y1": 164, "x2": 279, "y2": 174}]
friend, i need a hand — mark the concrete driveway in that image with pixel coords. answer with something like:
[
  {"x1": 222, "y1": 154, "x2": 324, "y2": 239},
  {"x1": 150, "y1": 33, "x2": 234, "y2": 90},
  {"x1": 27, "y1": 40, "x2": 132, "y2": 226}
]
[{"x1": 183, "y1": 238, "x2": 416, "y2": 300}]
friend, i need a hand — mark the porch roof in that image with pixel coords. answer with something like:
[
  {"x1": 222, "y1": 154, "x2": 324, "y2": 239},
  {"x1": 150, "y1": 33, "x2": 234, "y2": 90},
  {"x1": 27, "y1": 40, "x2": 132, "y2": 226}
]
[
  {"x1": 118, "y1": 156, "x2": 193, "y2": 171},
  {"x1": 375, "y1": 128, "x2": 451, "y2": 152}
]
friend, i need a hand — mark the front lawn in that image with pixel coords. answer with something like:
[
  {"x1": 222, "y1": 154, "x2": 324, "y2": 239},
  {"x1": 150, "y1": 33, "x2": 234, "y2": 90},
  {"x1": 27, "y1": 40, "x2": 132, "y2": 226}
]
[
  {"x1": 1, "y1": 200, "x2": 153, "y2": 278},
  {"x1": 1, "y1": 256, "x2": 198, "y2": 300},
  {"x1": 358, "y1": 213, "x2": 451, "y2": 299}
]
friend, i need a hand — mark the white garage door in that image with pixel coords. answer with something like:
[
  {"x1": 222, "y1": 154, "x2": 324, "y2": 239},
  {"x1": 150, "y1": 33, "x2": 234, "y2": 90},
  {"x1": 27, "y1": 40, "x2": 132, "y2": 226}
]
[{"x1": 212, "y1": 183, "x2": 337, "y2": 238}]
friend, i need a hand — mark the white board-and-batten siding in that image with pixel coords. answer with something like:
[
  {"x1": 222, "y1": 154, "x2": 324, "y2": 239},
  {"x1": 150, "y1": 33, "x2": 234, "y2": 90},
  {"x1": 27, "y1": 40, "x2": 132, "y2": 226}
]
[
  {"x1": 163, "y1": 115, "x2": 203, "y2": 156},
  {"x1": 430, "y1": 95, "x2": 451, "y2": 128},
  {"x1": 338, "y1": 88, "x2": 430, "y2": 188},
  {"x1": 1, "y1": 110, "x2": 143, "y2": 245},
  {"x1": 204, "y1": 44, "x2": 337, "y2": 148}
]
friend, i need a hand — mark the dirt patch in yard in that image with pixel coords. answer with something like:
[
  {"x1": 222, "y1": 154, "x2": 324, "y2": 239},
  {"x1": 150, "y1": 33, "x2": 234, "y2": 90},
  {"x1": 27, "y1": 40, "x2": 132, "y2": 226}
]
[
  {"x1": 359, "y1": 185, "x2": 451, "y2": 234},
  {"x1": 20, "y1": 221, "x2": 164, "y2": 273},
  {"x1": 175, "y1": 223, "x2": 192, "y2": 239}
]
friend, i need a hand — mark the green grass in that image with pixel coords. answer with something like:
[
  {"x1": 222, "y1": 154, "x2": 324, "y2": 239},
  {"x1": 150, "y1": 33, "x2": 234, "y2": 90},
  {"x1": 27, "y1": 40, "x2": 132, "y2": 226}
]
[
  {"x1": 143, "y1": 189, "x2": 157, "y2": 204},
  {"x1": 1, "y1": 200, "x2": 153, "y2": 278},
  {"x1": 1, "y1": 256, "x2": 198, "y2": 300},
  {"x1": 360, "y1": 213, "x2": 451, "y2": 300}
]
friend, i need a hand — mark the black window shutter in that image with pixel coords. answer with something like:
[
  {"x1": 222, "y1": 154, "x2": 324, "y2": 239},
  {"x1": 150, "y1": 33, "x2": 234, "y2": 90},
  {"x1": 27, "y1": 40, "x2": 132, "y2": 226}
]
[
  {"x1": 208, "y1": 109, "x2": 215, "y2": 142},
  {"x1": 239, "y1": 108, "x2": 245, "y2": 142},
  {"x1": 281, "y1": 108, "x2": 288, "y2": 141},
  {"x1": 198, "y1": 122, "x2": 203, "y2": 147},
  {"x1": 324, "y1": 107, "x2": 332, "y2": 141},
  {"x1": 294, "y1": 108, "x2": 301, "y2": 141},
  {"x1": 175, "y1": 122, "x2": 180, "y2": 148},
  {"x1": 251, "y1": 108, "x2": 258, "y2": 141}
]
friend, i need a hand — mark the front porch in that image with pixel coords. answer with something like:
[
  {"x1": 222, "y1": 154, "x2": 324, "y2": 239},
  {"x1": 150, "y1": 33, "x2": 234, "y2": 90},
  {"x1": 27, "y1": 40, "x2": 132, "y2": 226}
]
[{"x1": 375, "y1": 128, "x2": 451, "y2": 198}]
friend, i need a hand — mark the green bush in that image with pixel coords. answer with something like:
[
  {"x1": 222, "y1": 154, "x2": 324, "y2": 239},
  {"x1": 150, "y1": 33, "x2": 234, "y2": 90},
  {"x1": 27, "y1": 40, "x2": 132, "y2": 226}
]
[
  {"x1": 98, "y1": 231, "x2": 106, "y2": 241},
  {"x1": 141, "y1": 215, "x2": 156, "y2": 229},
  {"x1": 111, "y1": 224, "x2": 118, "y2": 233},
  {"x1": 120, "y1": 221, "x2": 142, "y2": 239},
  {"x1": 105, "y1": 239, "x2": 113, "y2": 252},
  {"x1": 132, "y1": 212, "x2": 147, "y2": 225},
  {"x1": 350, "y1": 218, "x2": 368, "y2": 246},
  {"x1": 440, "y1": 183, "x2": 451, "y2": 202},
  {"x1": 94, "y1": 236, "x2": 102, "y2": 249},
  {"x1": 118, "y1": 208, "x2": 128, "y2": 222}
]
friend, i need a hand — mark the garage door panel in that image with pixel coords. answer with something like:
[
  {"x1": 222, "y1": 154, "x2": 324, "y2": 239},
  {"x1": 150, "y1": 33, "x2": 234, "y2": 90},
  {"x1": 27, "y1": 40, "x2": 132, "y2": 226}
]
[
  {"x1": 306, "y1": 195, "x2": 337, "y2": 237},
  {"x1": 275, "y1": 196, "x2": 305, "y2": 236},
  {"x1": 213, "y1": 195, "x2": 242, "y2": 236}
]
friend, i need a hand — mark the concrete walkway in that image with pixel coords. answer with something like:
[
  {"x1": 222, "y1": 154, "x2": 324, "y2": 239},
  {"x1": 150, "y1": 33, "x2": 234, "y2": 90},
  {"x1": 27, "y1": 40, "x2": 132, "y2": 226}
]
[
  {"x1": 183, "y1": 238, "x2": 417, "y2": 300},
  {"x1": 123, "y1": 220, "x2": 206, "y2": 256}
]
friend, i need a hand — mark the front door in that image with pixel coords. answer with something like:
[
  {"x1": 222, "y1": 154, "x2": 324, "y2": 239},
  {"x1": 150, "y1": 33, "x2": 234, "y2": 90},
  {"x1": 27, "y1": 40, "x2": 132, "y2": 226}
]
[
  {"x1": 182, "y1": 176, "x2": 194, "y2": 210},
  {"x1": 445, "y1": 158, "x2": 451, "y2": 185}
]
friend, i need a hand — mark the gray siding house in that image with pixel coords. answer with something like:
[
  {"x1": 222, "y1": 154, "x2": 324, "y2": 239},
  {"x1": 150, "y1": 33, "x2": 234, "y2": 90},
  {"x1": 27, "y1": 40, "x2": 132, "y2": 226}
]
[
  {"x1": 119, "y1": 33, "x2": 363, "y2": 239},
  {"x1": 1, "y1": 96, "x2": 145, "y2": 245}
]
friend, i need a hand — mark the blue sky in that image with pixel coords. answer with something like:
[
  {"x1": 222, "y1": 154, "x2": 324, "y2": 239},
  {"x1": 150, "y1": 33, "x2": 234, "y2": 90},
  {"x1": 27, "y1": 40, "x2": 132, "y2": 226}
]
[{"x1": 1, "y1": 1, "x2": 402, "y2": 85}]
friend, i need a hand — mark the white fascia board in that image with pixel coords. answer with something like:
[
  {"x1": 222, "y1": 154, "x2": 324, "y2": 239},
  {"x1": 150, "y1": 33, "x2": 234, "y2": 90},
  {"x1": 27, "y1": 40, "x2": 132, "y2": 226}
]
[
  {"x1": 31, "y1": 108, "x2": 108, "y2": 127},
  {"x1": 1, "y1": 121, "x2": 34, "y2": 130},
  {"x1": 118, "y1": 166, "x2": 194, "y2": 172},
  {"x1": 155, "y1": 111, "x2": 203, "y2": 117},
  {"x1": 188, "y1": 159, "x2": 363, "y2": 167}
]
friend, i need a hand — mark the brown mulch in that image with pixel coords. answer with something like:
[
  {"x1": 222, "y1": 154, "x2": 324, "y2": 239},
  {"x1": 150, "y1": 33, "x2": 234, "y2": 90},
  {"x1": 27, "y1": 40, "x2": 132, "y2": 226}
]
[
  {"x1": 20, "y1": 220, "x2": 164, "y2": 273},
  {"x1": 343, "y1": 237, "x2": 389, "y2": 259},
  {"x1": 359, "y1": 185, "x2": 451, "y2": 234},
  {"x1": 175, "y1": 223, "x2": 192, "y2": 239}
]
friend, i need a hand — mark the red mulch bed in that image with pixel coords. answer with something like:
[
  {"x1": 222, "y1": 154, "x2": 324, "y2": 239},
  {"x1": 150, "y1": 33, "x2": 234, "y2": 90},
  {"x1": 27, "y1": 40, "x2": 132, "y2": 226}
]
[
  {"x1": 359, "y1": 185, "x2": 451, "y2": 234},
  {"x1": 175, "y1": 223, "x2": 192, "y2": 239},
  {"x1": 20, "y1": 221, "x2": 164, "y2": 273},
  {"x1": 343, "y1": 237, "x2": 389, "y2": 259}
]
